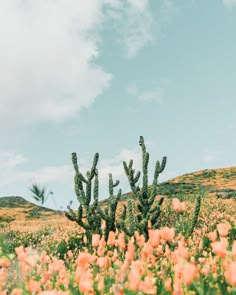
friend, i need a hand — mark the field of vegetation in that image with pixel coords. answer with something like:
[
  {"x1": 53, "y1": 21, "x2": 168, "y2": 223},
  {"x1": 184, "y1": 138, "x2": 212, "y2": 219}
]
[{"x1": 0, "y1": 137, "x2": 236, "y2": 294}]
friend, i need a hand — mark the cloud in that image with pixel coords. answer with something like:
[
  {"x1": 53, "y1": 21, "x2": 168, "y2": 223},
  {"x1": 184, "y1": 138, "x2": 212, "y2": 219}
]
[
  {"x1": 223, "y1": 0, "x2": 236, "y2": 7},
  {"x1": 105, "y1": 0, "x2": 155, "y2": 58},
  {"x1": 127, "y1": 83, "x2": 163, "y2": 103},
  {"x1": 0, "y1": 145, "x2": 143, "y2": 198},
  {"x1": 0, "y1": 0, "x2": 111, "y2": 137},
  {"x1": 202, "y1": 150, "x2": 223, "y2": 162}
]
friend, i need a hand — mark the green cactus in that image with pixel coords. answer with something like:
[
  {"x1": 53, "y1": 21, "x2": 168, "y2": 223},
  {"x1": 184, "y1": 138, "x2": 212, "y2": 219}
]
[
  {"x1": 188, "y1": 193, "x2": 202, "y2": 237},
  {"x1": 65, "y1": 152, "x2": 122, "y2": 243},
  {"x1": 122, "y1": 136, "x2": 167, "y2": 240},
  {"x1": 97, "y1": 173, "x2": 122, "y2": 241},
  {"x1": 118, "y1": 200, "x2": 136, "y2": 237},
  {"x1": 65, "y1": 152, "x2": 102, "y2": 243}
]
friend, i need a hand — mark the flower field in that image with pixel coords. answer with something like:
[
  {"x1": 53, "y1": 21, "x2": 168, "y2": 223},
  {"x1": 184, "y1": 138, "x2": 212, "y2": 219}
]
[{"x1": 0, "y1": 193, "x2": 235, "y2": 295}]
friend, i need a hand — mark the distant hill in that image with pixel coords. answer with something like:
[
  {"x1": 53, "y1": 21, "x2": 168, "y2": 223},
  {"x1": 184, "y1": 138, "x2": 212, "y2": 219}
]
[
  {"x1": 0, "y1": 196, "x2": 63, "y2": 223},
  {"x1": 1, "y1": 166, "x2": 236, "y2": 223}
]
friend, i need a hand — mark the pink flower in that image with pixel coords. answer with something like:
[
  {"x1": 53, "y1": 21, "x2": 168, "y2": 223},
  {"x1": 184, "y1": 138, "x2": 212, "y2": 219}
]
[
  {"x1": 172, "y1": 198, "x2": 186, "y2": 212},
  {"x1": 161, "y1": 227, "x2": 175, "y2": 242},
  {"x1": 217, "y1": 222, "x2": 231, "y2": 237},
  {"x1": 211, "y1": 241, "x2": 227, "y2": 258},
  {"x1": 92, "y1": 234, "x2": 100, "y2": 248},
  {"x1": 182, "y1": 263, "x2": 197, "y2": 286},
  {"x1": 148, "y1": 229, "x2": 161, "y2": 248},
  {"x1": 225, "y1": 262, "x2": 236, "y2": 287}
]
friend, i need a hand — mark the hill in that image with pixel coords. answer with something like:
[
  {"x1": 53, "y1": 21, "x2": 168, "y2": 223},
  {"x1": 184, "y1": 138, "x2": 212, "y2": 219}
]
[
  {"x1": 1, "y1": 166, "x2": 236, "y2": 225},
  {"x1": 0, "y1": 196, "x2": 63, "y2": 224}
]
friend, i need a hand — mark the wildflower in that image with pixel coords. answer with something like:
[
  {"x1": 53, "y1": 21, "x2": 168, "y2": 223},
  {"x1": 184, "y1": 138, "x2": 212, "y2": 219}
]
[
  {"x1": 107, "y1": 231, "x2": 116, "y2": 246},
  {"x1": 0, "y1": 256, "x2": 11, "y2": 268},
  {"x1": 225, "y1": 262, "x2": 236, "y2": 287},
  {"x1": 139, "y1": 275, "x2": 157, "y2": 294},
  {"x1": 208, "y1": 230, "x2": 217, "y2": 242},
  {"x1": 164, "y1": 278, "x2": 172, "y2": 292},
  {"x1": 75, "y1": 252, "x2": 92, "y2": 269},
  {"x1": 172, "y1": 198, "x2": 186, "y2": 212},
  {"x1": 117, "y1": 232, "x2": 126, "y2": 250},
  {"x1": 211, "y1": 241, "x2": 228, "y2": 258},
  {"x1": 148, "y1": 229, "x2": 161, "y2": 248},
  {"x1": 79, "y1": 271, "x2": 94, "y2": 294},
  {"x1": 182, "y1": 263, "x2": 197, "y2": 286},
  {"x1": 161, "y1": 227, "x2": 175, "y2": 242},
  {"x1": 128, "y1": 261, "x2": 141, "y2": 291},
  {"x1": 92, "y1": 234, "x2": 100, "y2": 248},
  {"x1": 217, "y1": 222, "x2": 231, "y2": 237}
]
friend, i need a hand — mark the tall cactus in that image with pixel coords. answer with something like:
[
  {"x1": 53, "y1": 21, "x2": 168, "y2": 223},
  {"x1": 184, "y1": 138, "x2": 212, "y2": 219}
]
[
  {"x1": 65, "y1": 152, "x2": 122, "y2": 242},
  {"x1": 97, "y1": 173, "x2": 122, "y2": 241},
  {"x1": 122, "y1": 136, "x2": 167, "y2": 240},
  {"x1": 65, "y1": 152, "x2": 102, "y2": 242}
]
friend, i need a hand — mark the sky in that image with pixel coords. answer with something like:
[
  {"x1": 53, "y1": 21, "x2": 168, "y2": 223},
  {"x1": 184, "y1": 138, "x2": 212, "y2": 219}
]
[{"x1": 1, "y1": 0, "x2": 236, "y2": 210}]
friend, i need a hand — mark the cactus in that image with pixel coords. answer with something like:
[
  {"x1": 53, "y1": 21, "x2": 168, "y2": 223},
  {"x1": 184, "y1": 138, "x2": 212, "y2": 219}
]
[
  {"x1": 65, "y1": 152, "x2": 102, "y2": 243},
  {"x1": 122, "y1": 136, "x2": 167, "y2": 240},
  {"x1": 119, "y1": 200, "x2": 136, "y2": 236},
  {"x1": 188, "y1": 193, "x2": 202, "y2": 237},
  {"x1": 65, "y1": 152, "x2": 122, "y2": 242},
  {"x1": 97, "y1": 173, "x2": 122, "y2": 241}
]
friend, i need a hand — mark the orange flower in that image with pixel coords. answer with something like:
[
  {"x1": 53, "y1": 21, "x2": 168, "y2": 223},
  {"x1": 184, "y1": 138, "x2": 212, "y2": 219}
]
[
  {"x1": 208, "y1": 230, "x2": 217, "y2": 242},
  {"x1": 0, "y1": 256, "x2": 11, "y2": 268},
  {"x1": 172, "y1": 198, "x2": 186, "y2": 212},
  {"x1": 217, "y1": 222, "x2": 231, "y2": 237},
  {"x1": 117, "y1": 232, "x2": 126, "y2": 250},
  {"x1": 107, "y1": 231, "x2": 116, "y2": 246},
  {"x1": 225, "y1": 261, "x2": 236, "y2": 287},
  {"x1": 79, "y1": 271, "x2": 94, "y2": 294},
  {"x1": 75, "y1": 252, "x2": 92, "y2": 269},
  {"x1": 164, "y1": 278, "x2": 172, "y2": 292},
  {"x1": 125, "y1": 237, "x2": 135, "y2": 262},
  {"x1": 139, "y1": 275, "x2": 157, "y2": 294},
  {"x1": 148, "y1": 229, "x2": 161, "y2": 248},
  {"x1": 182, "y1": 263, "x2": 197, "y2": 286},
  {"x1": 92, "y1": 234, "x2": 100, "y2": 248},
  {"x1": 211, "y1": 241, "x2": 227, "y2": 258},
  {"x1": 97, "y1": 256, "x2": 110, "y2": 269},
  {"x1": 161, "y1": 227, "x2": 175, "y2": 242},
  {"x1": 128, "y1": 261, "x2": 141, "y2": 291},
  {"x1": 27, "y1": 278, "x2": 41, "y2": 293}
]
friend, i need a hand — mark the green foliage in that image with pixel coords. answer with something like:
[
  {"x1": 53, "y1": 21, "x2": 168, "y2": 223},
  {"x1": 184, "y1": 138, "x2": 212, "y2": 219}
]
[
  {"x1": 121, "y1": 136, "x2": 167, "y2": 240},
  {"x1": 29, "y1": 183, "x2": 53, "y2": 206},
  {"x1": 217, "y1": 191, "x2": 236, "y2": 199},
  {"x1": 201, "y1": 170, "x2": 217, "y2": 178}
]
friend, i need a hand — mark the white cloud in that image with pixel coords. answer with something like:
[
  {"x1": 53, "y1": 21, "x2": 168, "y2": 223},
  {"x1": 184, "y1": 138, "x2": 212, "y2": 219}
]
[
  {"x1": 0, "y1": 0, "x2": 111, "y2": 137},
  {"x1": 202, "y1": 150, "x2": 223, "y2": 162},
  {"x1": 105, "y1": 0, "x2": 155, "y2": 58},
  {"x1": 223, "y1": 0, "x2": 236, "y2": 7},
  {"x1": 139, "y1": 89, "x2": 162, "y2": 103},
  {"x1": 0, "y1": 0, "x2": 165, "y2": 141},
  {"x1": 127, "y1": 83, "x2": 163, "y2": 103},
  {"x1": 0, "y1": 146, "x2": 143, "y2": 198}
]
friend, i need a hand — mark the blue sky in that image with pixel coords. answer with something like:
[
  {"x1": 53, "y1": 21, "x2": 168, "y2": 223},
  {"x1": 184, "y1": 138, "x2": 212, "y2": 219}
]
[{"x1": 1, "y1": 0, "x2": 236, "y2": 210}]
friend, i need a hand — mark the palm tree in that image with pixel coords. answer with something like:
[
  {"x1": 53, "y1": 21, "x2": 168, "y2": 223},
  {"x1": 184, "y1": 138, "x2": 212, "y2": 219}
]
[{"x1": 29, "y1": 183, "x2": 53, "y2": 206}]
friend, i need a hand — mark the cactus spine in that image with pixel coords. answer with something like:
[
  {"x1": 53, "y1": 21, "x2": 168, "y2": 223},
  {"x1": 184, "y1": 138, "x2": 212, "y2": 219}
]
[{"x1": 122, "y1": 136, "x2": 167, "y2": 240}]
